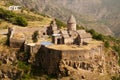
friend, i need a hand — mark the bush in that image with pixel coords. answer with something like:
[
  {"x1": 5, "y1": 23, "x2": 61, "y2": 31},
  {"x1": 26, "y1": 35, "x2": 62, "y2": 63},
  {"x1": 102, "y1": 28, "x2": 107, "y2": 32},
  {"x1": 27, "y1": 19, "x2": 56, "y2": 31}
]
[
  {"x1": 87, "y1": 29, "x2": 104, "y2": 41},
  {"x1": 0, "y1": 8, "x2": 14, "y2": 19},
  {"x1": 96, "y1": 34, "x2": 104, "y2": 41},
  {"x1": 14, "y1": 16, "x2": 28, "y2": 26},
  {"x1": 17, "y1": 61, "x2": 32, "y2": 79},
  {"x1": 112, "y1": 45, "x2": 120, "y2": 65},
  {"x1": 17, "y1": 61, "x2": 31, "y2": 72},
  {"x1": 32, "y1": 31, "x2": 39, "y2": 42},
  {"x1": 0, "y1": 8, "x2": 28, "y2": 26},
  {"x1": 104, "y1": 41, "x2": 110, "y2": 48}
]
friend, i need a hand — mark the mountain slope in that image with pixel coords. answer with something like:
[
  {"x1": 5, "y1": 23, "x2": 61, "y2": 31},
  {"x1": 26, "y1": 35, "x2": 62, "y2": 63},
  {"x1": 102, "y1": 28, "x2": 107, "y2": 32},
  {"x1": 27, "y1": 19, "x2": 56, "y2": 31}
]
[{"x1": 10, "y1": 0, "x2": 120, "y2": 36}]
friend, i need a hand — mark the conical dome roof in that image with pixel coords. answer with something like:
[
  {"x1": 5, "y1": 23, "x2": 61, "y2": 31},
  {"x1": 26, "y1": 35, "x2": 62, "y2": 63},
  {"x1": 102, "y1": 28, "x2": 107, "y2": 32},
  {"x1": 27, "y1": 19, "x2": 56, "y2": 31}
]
[{"x1": 67, "y1": 15, "x2": 76, "y2": 23}]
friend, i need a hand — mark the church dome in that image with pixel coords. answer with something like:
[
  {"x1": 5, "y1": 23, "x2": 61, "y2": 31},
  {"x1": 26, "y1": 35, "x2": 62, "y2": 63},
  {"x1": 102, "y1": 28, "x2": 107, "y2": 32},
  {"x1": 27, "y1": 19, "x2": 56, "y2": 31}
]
[{"x1": 67, "y1": 15, "x2": 76, "y2": 24}]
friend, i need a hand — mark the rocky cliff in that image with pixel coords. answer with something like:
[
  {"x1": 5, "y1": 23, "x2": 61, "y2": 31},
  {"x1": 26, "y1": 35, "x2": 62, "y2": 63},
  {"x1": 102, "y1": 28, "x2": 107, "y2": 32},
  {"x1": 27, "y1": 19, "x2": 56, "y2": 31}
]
[{"x1": 27, "y1": 43, "x2": 120, "y2": 80}]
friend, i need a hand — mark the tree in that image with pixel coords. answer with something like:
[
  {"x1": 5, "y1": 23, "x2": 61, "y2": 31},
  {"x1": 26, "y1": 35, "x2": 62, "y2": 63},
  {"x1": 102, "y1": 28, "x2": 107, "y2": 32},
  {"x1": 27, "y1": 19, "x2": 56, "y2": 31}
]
[{"x1": 32, "y1": 31, "x2": 39, "y2": 42}]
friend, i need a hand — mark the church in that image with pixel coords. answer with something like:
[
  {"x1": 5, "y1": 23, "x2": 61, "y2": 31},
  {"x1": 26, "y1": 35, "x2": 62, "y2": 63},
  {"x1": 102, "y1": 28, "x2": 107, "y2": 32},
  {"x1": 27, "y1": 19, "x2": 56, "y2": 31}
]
[{"x1": 50, "y1": 15, "x2": 92, "y2": 45}]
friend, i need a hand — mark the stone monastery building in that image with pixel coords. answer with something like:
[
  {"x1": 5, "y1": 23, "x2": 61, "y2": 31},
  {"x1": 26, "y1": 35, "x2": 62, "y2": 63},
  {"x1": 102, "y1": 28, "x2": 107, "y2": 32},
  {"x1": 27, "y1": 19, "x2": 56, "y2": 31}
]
[
  {"x1": 8, "y1": 15, "x2": 105, "y2": 75},
  {"x1": 8, "y1": 15, "x2": 92, "y2": 49}
]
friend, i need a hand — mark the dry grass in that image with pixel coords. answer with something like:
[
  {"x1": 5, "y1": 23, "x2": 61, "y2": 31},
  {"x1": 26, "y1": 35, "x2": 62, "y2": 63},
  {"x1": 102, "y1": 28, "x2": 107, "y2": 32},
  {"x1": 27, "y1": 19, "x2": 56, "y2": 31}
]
[
  {"x1": 28, "y1": 20, "x2": 51, "y2": 27},
  {"x1": 0, "y1": 21, "x2": 13, "y2": 29},
  {"x1": 26, "y1": 12, "x2": 52, "y2": 27}
]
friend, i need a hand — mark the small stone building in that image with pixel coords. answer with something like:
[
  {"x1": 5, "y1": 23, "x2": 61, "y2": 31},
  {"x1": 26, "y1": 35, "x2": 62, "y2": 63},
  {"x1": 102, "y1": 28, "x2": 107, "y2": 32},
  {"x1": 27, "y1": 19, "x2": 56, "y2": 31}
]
[
  {"x1": 10, "y1": 32, "x2": 25, "y2": 48},
  {"x1": 60, "y1": 30, "x2": 73, "y2": 44},
  {"x1": 77, "y1": 33, "x2": 92, "y2": 45},
  {"x1": 47, "y1": 20, "x2": 58, "y2": 35},
  {"x1": 8, "y1": 26, "x2": 49, "y2": 48},
  {"x1": 52, "y1": 30, "x2": 74, "y2": 45}
]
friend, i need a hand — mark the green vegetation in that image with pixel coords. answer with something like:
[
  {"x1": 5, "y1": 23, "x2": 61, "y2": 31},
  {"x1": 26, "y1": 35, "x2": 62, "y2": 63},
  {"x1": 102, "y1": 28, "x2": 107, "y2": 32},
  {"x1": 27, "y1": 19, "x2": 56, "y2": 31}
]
[
  {"x1": 0, "y1": 8, "x2": 28, "y2": 26},
  {"x1": 87, "y1": 29, "x2": 120, "y2": 66},
  {"x1": 32, "y1": 31, "x2": 39, "y2": 42},
  {"x1": 77, "y1": 25, "x2": 85, "y2": 30},
  {"x1": 17, "y1": 13, "x2": 43, "y2": 21},
  {"x1": 14, "y1": 16, "x2": 28, "y2": 26},
  {"x1": 104, "y1": 41, "x2": 110, "y2": 48},
  {"x1": 112, "y1": 45, "x2": 120, "y2": 65},
  {"x1": 87, "y1": 29, "x2": 104, "y2": 41},
  {"x1": 17, "y1": 61, "x2": 32, "y2": 79},
  {"x1": 111, "y1": 75, "x2": 120, "y2": 80},
  {"x1": 55, "y1": 19, "x2": 67, "y2": 29}
]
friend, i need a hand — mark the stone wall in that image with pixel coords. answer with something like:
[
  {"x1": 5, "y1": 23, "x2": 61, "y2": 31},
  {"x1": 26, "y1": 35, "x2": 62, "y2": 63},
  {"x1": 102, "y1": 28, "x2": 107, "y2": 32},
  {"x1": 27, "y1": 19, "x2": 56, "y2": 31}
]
[
  {"x1": 30, "y1": 44, "x2": 105, "y2": 76},
  {"x1": 25, "y1": 44, "x2": 41, "y2": 64},
  {"x1": 35, "y1": 46, "x2": 62, "y2": 74},
  {"x1": 9, "y1": 38, "x2": 25, "y2": 48},
  {"x1": 59, "y1": 45, "x2": 105, "y2": 75}
]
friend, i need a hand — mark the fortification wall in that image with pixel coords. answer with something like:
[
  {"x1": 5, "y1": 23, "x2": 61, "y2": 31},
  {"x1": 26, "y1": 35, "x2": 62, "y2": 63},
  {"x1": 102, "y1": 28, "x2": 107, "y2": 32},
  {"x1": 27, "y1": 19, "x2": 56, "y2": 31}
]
[
  {"x1": 61, "y1": 45, "x2": 102, "y2": 61},
  {"x1": 32, "y1": 44, "x2": 104, "y2": 75},
  {"x1": 36, "y1": 46, "x2": 62, "y2": 74},
  {"x1": 59, "y1": 45, "x2": 105, "y2": 75}
]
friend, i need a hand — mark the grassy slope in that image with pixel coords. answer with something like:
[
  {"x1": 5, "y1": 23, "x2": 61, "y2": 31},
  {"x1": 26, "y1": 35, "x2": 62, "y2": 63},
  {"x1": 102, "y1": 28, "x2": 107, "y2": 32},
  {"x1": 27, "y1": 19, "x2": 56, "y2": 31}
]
[{"x1": 0, "y1": 0, "x2": 52, "y2": 29}]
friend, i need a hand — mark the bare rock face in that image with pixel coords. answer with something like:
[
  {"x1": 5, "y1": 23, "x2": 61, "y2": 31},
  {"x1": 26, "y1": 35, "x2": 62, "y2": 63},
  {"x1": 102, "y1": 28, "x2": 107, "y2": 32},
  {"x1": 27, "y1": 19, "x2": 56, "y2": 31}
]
[
  {"x1": 0, "y1": 51, "x2": 16, "y2": 65},
  {"x1": 0, "y1": 65, "x2": 22, "y2": 80},
  {"x1": 28, "y1": 43, "x2": 120, "y2": 80},
  {"x1": 0, "y1": 47, "x2": 22, "y2": 80},
  {"x1": 58, "y1": 49, "x2": 120, "y2": 80}
]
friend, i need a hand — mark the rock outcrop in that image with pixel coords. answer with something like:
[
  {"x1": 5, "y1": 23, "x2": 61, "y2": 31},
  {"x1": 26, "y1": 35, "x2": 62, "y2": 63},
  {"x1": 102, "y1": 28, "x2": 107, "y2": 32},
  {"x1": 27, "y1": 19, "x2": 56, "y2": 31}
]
[
  {"x1": 0, "y1": 46, "x2": 22, "y2": 80},
  {"x1": 27, "y1": 43, "x2": 120, "y2": 80}
]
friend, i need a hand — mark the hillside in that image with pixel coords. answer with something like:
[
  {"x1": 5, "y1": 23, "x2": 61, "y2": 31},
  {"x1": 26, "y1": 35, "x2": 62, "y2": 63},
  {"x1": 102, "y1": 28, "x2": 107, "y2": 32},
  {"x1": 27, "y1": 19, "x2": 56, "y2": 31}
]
[
  {"x1": 10, "y1": 0, "x2": 120, "y2": 37},
  {"x1": 0, "y1": 0, "x2": 120, "y2": 80},
  {"x1": 0, "y1": 0, "x2": 52, "y2": 28}
]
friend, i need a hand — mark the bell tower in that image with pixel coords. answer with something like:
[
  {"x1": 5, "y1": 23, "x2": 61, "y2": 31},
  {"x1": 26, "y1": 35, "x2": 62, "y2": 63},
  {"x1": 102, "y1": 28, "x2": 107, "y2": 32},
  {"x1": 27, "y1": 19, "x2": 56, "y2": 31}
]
[{"x1": 67, "y1": 15, "x2": 76, "y2": 31}]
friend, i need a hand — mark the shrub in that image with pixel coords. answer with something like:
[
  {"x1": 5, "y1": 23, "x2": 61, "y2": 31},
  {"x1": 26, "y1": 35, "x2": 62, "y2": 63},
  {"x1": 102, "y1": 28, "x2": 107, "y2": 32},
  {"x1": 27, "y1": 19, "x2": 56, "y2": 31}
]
[
  {"x1": 96, "y1": 34, "x2": 104, "y2": 41},
  {"x1": 104, "y1": 41, "x2": 110, "y2": 48},
  {"x1": 32, "y1": 31, "x2": 39, "y2": 42},
  {"x1": 17, "y1": 61, "x2": 32, "y2": 79},
  {"x1": 112, "y1": 45, "x2": 120, "y2": 65},
  {"x1": 18, "y1": 61, "x2": 31, "y2": 72},
  {"x1": 0, "y1": 8, "x2": 28, "y2": 26},
  {"x1": 87, "y1": 29, "x2": 104, "y2": 41},
  {"x1": 14, "y1": 16, "x2": 28, "y2": 26}
]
